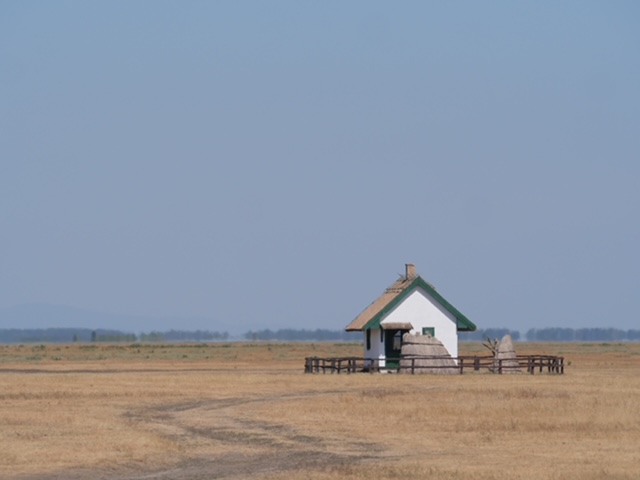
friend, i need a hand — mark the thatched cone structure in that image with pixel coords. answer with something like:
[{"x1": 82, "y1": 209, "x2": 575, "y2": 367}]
[
  {"x1": 399, "y1": 333, "x2": 458, "y2": 374},
  {"x1": 492, "y1": 334, "x2": 521, "y2": 374}
]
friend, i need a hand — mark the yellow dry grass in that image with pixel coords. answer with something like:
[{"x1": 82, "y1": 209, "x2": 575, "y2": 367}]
[{"x1": 1, "y1": 342, "x2": 639, "y2": 479}]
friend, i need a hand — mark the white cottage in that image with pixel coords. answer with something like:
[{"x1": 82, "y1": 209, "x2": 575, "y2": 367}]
[{"x1": 345, "y1": 264, "x2": 476, "y2": 367}]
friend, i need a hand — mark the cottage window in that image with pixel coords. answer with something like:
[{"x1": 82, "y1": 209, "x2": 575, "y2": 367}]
[
  {"x1": 366, "y1": 329, "x2": 371, "y2": 350},
  {"x1": 422, "y1": 327, "x2": 435, "y2": 336}
]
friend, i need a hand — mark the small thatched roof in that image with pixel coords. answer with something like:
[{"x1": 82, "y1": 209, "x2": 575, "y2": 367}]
[
  {"x1": 381, "y1": 322, "x2": 413, "y2": 330},
  {"x1": 492, "y1": 334, "x2": 521, "y2": 374},
  {"x1": 399, "y1": 333, "x2": 458, "y2": 374}
]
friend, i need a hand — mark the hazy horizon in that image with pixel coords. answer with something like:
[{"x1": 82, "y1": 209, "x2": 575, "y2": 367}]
[{"x1": 2, "y1": 2, "x2": 639, "y2": 335}]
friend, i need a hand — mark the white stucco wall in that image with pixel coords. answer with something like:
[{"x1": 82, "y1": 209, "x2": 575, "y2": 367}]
[
  {"x1": 379, "y1": 287, "x2": 459, "y2": 358},
  {"x1": 363, "y1": 328, "x2": 386, "y2": 367}
]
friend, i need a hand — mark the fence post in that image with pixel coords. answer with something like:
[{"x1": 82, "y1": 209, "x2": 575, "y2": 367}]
[
  {"x1": 459, "y1": 357, "x2": 464, "y2": 375},
  {"x1": 474, "y1": 356, "x2": 480, "y2": 371},
  {"x1": 498, "y1": 358, "x2": 503, "y2": 375},
  {"x1": 305, "y1": 357, "x2": 311, "y2": 373}
]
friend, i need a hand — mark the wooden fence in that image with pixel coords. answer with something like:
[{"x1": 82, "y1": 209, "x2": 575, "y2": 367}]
[{"x1": 304, "y1": 355, "x2": 564, "y2": 375}]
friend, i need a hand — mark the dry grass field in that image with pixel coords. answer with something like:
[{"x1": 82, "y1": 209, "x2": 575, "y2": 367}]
[{"x1": 1, "y1": 341, "x2": 639, "y2": 480}]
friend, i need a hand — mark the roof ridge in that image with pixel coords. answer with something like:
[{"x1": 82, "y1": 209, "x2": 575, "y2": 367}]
[{"x1": 385, "y1": 286, "x2": 405, "y2": 293}]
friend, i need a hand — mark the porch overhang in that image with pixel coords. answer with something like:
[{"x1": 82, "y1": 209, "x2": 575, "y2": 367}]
[{"x1": 380, "y1": 322, "x2": 413, "y2": 330}]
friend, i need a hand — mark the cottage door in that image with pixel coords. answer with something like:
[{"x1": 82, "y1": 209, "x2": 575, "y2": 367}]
[{"x1": 384, "y1": 330, "x2": 405, "y2": 368}]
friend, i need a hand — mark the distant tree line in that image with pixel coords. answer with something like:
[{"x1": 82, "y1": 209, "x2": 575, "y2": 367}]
[
  {"x1": 0, "y1": 328, "x2": 137, "y2": 344},
  {"x1": 91, "y1": 331, "x2": 137, "y2": 342},
  {"x1": 2, "y1": 327, "x2": 640, "y2": 344},
  {"x1": 244, "y1": 329, "x2": 361, "y2": 342},
  {"x1": 459, "y1": 328, "x2": 521, "y2": 342},
  {"x1": 524, "y1": 328, "x2": 640, "y2": 342},
  {"x1": 457, "y1": 327, "x2": 640, "y2": 342},
  {"x1": 139, "y1": 330, "x2": 229, "y2": 342},
  {"x1": 0, "y1": 328, "x2": 352, "y2": 344},
  {"x1": 0, "y1": 328, "x2": 229, "y2": 344}
]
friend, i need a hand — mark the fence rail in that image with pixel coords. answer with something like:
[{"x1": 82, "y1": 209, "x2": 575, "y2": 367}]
[{"x1": 304, "y1": 355, "x2": 564, "y2": 375}]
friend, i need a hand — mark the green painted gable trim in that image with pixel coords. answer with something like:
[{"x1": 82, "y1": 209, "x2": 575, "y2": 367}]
[{"x1": 362, "y1": 277, "x2": 477, "y2": 332}]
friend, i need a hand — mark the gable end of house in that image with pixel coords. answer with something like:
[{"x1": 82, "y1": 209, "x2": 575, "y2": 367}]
[{"x1": 360, "y1": 276, "x2": 476, "y2": 332}]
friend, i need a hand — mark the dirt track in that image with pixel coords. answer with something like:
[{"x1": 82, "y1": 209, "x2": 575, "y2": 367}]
[{"x1": 14, "y1": 389, "x2": 384, "y2": 480}]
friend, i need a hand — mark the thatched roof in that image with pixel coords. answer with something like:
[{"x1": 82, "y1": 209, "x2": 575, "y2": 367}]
[
  {"x1": 399, "y1": 333, "x2": 458, "y2": 374},
  {"x1": 492, "y1": 334, "x2": 521, "y2": 374},
  {"x1": 345, "y1": 276, "x2": 414, "y2": 331},
  {"x1": 345, "y1": 264, "x2": 476, "y2": 333}
]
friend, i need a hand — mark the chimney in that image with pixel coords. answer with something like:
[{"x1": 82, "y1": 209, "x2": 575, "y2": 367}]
[{"x1": 405, "y1": 263, "x2": 416, "y2": 280}]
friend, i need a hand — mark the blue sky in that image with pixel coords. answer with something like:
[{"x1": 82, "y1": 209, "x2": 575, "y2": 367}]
[{"x1": 1, "y1": 2, "x2": 639, "y2": 333}]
